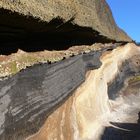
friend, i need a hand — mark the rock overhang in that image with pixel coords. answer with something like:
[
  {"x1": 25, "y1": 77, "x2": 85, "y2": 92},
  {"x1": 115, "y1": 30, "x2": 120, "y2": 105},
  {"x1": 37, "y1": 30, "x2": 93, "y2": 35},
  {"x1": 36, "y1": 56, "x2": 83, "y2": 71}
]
[
  {"x1": 0, "y1": 8, "x2": 118, "y2": 54},
  {"x1": 0, "y1": 0, "x2": 132, "y2": 55}
]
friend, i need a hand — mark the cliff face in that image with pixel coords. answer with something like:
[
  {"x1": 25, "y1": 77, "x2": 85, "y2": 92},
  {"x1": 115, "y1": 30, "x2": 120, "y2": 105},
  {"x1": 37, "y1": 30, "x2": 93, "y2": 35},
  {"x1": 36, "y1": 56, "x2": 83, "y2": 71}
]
[
  {"x1": 0, "y1": 0, "x2": 131, "y2": 48},
  {"x1": 0, "y1": 0, "x2": 139, "y2": 140}
]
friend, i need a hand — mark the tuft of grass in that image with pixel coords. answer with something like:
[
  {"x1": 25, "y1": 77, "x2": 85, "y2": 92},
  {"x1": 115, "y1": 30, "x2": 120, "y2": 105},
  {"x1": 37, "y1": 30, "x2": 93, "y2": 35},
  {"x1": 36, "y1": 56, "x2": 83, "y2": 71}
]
[
  {"x1": 10, "y1": 61, "x2": 18, "y2": 74},
  {"x1": 129, "y1": 75, "x2": 140, "y2": 83}
]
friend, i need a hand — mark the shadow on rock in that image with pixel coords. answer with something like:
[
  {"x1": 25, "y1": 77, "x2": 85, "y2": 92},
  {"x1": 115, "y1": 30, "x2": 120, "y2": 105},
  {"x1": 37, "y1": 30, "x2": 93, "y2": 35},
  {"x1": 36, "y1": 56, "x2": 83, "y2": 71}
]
[{"x1": 101, "y1": 115, "x2": 140, "y2": 140}]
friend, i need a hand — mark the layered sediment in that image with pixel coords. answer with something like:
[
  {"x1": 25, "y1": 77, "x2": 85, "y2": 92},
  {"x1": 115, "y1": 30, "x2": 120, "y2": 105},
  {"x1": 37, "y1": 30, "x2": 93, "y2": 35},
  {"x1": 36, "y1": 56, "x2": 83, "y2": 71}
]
[
  {"x1": 0, "y1": 43, "x2": 140, "y2": 140},
  {"x1": 0, "y1": 0, "x2": 139, "y2": 140},
  {"x1": 0, "y1": 44, "x2": 108, "y2": 140},
  {"x1": 27, "y1": 43, "x2": 140, "y2": 140}
]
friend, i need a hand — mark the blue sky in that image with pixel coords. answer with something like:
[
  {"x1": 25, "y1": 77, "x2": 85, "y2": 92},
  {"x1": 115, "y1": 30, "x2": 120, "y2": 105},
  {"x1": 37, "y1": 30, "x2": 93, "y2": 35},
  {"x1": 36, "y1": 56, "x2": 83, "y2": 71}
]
[{"x1": 106, "y1": 0, "x2": 140, "y2": 42}]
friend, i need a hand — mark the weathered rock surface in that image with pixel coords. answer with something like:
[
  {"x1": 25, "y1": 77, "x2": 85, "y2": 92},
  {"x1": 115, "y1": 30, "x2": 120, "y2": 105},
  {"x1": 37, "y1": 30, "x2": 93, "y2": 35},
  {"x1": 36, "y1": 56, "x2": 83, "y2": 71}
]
[
  {"x1": 0, "y1": 1, "x2": 139, "y2": 140},
  {"x1": 0, "y1": 0, "x2": 131, "y2": 43},
  {"x1": 26, "y1": 43, "x2": 140, "y2": 140},
  {"x1": 0, "y1": 43, "x2": 140, "y2": 140},
  {"x1": 0, "y1": 45, "x2": 106, "y2": 140}
]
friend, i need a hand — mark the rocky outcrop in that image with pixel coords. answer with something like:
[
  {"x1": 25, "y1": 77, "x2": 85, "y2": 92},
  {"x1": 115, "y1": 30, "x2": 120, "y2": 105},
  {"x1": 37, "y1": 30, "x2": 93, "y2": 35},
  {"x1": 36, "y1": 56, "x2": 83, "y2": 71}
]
[
  {"x1": 26, "y1": 43, "x2": 140, "y2": 140},
  {"x1": 0, "y1": 0, "x2": 131, "y2": 47},
  {"x1": 0, "y1": 1, "x2": 139, "y2": 140},
  {"x1": 0, "y1": 43, "x2": 140, "y2": 140},
  {"x1": 0, "y1": 44, "x2": 109, "y2": 140}
]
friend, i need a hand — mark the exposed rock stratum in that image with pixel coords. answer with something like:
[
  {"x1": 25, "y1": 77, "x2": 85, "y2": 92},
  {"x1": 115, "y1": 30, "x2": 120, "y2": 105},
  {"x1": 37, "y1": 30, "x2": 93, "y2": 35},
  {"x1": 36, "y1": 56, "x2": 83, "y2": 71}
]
[{"x1": 0, "y1": 0, "x2": 140, "y2": 140}]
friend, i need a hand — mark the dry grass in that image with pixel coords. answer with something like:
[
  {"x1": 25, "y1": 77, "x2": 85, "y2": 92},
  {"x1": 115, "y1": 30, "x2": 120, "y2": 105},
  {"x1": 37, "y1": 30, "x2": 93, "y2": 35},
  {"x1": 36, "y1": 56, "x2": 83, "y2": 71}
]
[{"x1": 129, "y1": 75, "x2": 140, "y2": 83}]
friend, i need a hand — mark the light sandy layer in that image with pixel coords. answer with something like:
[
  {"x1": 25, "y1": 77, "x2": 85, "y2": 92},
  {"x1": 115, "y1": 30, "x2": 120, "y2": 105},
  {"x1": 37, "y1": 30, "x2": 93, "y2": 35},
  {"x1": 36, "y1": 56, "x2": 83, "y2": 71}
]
[{"x1": 26, "y1": 43, "x2": 140, "y2": 140}]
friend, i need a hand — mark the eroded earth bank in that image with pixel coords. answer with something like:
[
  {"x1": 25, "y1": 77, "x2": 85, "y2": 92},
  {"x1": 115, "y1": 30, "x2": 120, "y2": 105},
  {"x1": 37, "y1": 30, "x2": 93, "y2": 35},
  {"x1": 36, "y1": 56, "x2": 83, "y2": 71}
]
[{"x1": 0, "y1": 0, "x2": 140, "y2": 140}]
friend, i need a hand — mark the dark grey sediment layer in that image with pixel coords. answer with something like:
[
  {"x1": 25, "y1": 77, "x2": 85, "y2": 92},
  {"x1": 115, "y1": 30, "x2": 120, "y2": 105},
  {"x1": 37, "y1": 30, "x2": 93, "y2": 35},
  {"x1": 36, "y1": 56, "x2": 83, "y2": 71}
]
[
  {"x1": 0, "y1": 50, "x2": 102, "y2": 140},
  {"x1": 108, "y1": 55, "x2": 140, "y2": 100}
]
